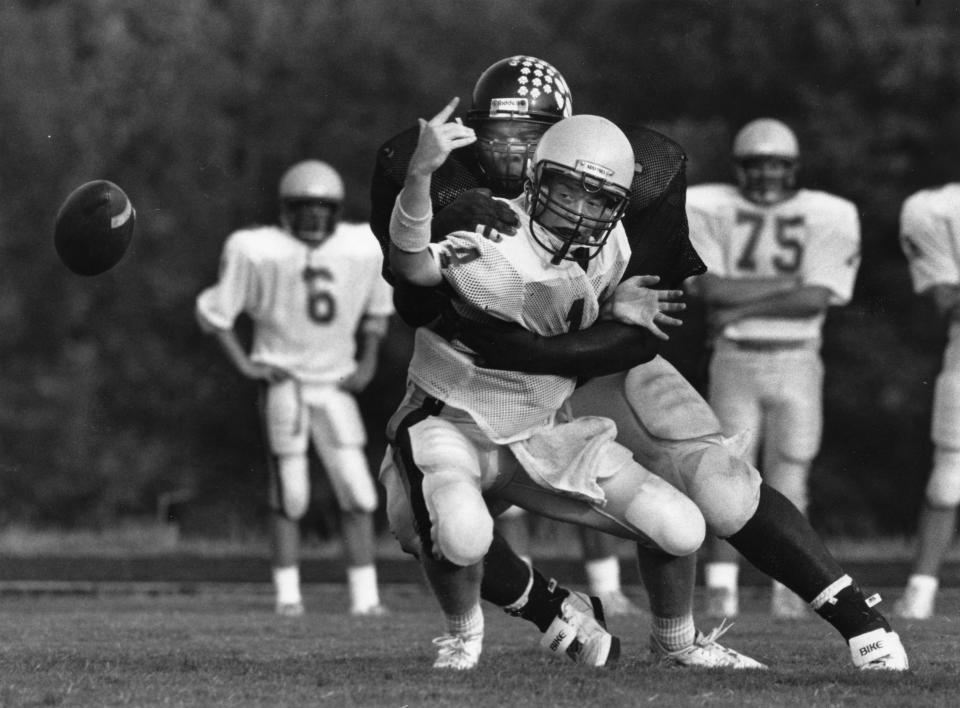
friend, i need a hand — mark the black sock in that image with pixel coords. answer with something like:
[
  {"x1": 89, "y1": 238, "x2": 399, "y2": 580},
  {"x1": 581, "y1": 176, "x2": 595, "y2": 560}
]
[
  {"x1": 726, "y1": 483, "x2": 844, "y2": 601},
  {"x1": 517, "y1": 570, "x2": 569, "y2": 632},
  {"x1": 814, "y1": 582, "x2": 891, "y2": 641},
  {"x1": 480, "y1": 530, "x2": 537, "y2": 606}
]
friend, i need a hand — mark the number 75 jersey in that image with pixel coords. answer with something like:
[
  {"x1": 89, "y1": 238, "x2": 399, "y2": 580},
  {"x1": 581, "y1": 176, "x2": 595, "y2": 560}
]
[
  {"x1": 196, "y1": 223, "x2": 394, "y2": 385},
  {"x1": 686, "y1": 184, "x2": 861, "y2": 340}
]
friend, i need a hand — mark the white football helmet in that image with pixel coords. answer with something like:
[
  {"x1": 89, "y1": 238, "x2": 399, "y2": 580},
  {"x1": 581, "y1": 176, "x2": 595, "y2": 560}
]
[
  {"x1": 732, "y1": 118, "x2": 799, "y2": 205},
  {"x1": 278, "y1": 160, "x2": 344, "y2": 244},
  {"x1": 525, "y1": 115, "x2": 634, "y2": 265}
]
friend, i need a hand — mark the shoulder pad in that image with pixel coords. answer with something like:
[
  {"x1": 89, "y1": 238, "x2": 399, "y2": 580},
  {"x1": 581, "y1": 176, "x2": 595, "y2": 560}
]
[{"x1": 623, "y1": 126, "x2": 687, "y2": 211}]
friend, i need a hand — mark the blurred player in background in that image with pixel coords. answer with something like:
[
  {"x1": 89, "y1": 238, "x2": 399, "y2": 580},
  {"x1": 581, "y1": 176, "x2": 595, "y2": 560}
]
[
  {"x1": 687, "y1": 118, "x2": 861, "y2": 619},
  {"x1": 373, "y1": 56, "x2": 907, "y2": 672},
  {"x1": 895, "y1": 184, "x2": 960, "y2": 619},
  {"x1": 386, "y1": 107, "x2": 708, "y2": 670},
  {"x1": 196, "y1": 160, "x2": 392, "y2": 617}
]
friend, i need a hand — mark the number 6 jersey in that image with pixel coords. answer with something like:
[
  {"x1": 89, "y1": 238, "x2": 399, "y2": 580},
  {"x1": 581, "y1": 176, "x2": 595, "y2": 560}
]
[
  {"x1": 686, "y1": 184, "x2": 861, "y2": 342},
  {"x1": 196, "y1": 222, "x2": 394, "y2": 385}
]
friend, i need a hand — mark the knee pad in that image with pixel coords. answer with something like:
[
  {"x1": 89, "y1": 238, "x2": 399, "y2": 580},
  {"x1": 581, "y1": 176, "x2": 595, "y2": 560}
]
[
  {"x1": 623, "y1": 477, "x2": 705, "y2": 557},
  {"x1": 324, "y1": 446, "x2": 378, "y2": 513},
  {"x1": 926, "y1": 448, "x2": 960, "y2": 507},
  {"x1": 276, "y1": 455, "x2": 310, "y2": 520},
  {"x1": 426, "y1": 479, "x2": 493, "y2": 567},
  {"x1": 680, "y1": 441, "x2": 761, "y2": 537},
  {"x1": 622, "y1": 358, "x2": 722, "y2": 440}
]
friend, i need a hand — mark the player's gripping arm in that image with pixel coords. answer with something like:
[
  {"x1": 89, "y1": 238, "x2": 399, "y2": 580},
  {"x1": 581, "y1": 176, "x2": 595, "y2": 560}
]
[{"x1": 452, "y1": 161, "x2": 696, "y2": 378}]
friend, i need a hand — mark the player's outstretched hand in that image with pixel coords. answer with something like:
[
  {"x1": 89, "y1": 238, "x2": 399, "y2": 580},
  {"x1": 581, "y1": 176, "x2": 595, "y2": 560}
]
[
  {"x1": 432, "y1": 188, "x2": 519, "y2": 240},
  {"x1": 602, "y1": 275, "x2": 685, "y2": 340},
  {"x1": 408, "y1": 97, "x2": 476, "y2": 179}
]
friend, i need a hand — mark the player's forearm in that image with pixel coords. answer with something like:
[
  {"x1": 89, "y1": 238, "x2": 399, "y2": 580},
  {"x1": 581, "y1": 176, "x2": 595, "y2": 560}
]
[
  {"x1": 697, "y1": 273, "x2": 799, "y2": 306},
  {"x1": 210, "y1": 327, "x2": 254, "y2": 376},
  {"x1": 389, "y1": 175, "x2": 442, "y2": 286},
  {"x1": 927, "y1": 283, "x2": 960, "y2": 321},
  {"x1": 723, "y1": 285, "x2": 831, "y2": 320},
  {"x1": 459, "y1": 319, "x2": 661, "y2": 378}
]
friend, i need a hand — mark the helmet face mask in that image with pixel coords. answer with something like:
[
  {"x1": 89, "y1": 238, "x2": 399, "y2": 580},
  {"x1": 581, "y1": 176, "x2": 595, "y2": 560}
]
[
  {"x1": 467, "y1": 56, "x2": 573, "y2": 196},
  {"x1": 277, "y1": 160, "x2": 345, "y2": 245},
  {"x1": 731, "y1": 119, "x2": 799, "y2": 205},
  {"x1": 528, "y1": 165, "x2": 630, "y2": 264},
  {"x1": 474, "y1": 120, "x2": 551, "y2": 197},
  {"x1": 734, "y1": 156, "x2": 798, "y2": 206},
  {"x1": 524, "y1": 115, "x2": 635, "y2": 266},
  {"x1": 280, "y1": 199, "x2": 340, "y2": 245}
]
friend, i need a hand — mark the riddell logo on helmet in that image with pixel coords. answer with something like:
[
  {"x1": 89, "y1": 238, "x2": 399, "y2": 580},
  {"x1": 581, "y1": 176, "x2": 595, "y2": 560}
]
[
  {"x1": 490, "y1": 98, "x2": 529, "y2": 115},
  {"x1": 575, "y1": 160, "x2": 614, "y2": 180}
]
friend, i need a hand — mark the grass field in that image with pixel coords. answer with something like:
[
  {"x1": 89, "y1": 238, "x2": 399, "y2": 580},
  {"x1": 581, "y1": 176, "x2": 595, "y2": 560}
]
[{"x1": 0, "y1": 582, "x2": 958, "y2": 707}]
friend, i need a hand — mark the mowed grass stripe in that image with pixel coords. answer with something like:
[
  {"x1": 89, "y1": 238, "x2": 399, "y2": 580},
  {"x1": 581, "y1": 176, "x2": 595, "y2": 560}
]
[{"x1": 0, "y1": 585, "x2": 956, "y2": 707}]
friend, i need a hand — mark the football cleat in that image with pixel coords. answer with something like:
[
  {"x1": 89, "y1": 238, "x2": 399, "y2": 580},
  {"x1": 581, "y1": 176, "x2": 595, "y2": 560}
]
[
  {"x1": 893, "y1": 585, "x2": 935, "y2": 620},
  {"x1": 771, "y1": 583, "x2": 809, "y2": 619},
  {"x1": 275, "y1": 601, "x2": 305, "y2": 618},
  {"x1": 596, "y1": 589, "x2": 645, "y2": 617},
  {"x1": 540, "y1": 590, "x2": 620, "y2": 667},
  {"x1": 650, "y1": 620, "x2": 767, "y2": 669},
  {"x1": 849, "y1": 629, "x2": 909, "y2": 671},
  {"x1": 706, "y1": 586, "x2": 739, "y2": 618},
  {"x1": 432, "y1": 632, "x2": 483, "y2": 670},
  {"x1": 351, "y1": 604, "x2": 389, "y2": 617}
]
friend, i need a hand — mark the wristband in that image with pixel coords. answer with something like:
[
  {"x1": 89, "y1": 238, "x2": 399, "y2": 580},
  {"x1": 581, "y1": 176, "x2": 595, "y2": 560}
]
[{"x1": 389, "y1": 192, "x2": 433, "y2": 252}]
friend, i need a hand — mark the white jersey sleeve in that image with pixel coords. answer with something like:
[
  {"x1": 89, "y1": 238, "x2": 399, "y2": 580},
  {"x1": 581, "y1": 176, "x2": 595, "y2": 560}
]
[
  {"x1": 685, "y1": 184, "x2": 734, "y2": 276},
  {"x1": 195, "y1": 228, "x2": 263, "y2": 330},
  {"x1": 800, "y1": 193, "x2": 861, "y2": 305},
  {"x1": 900, "y1": 185, "x2": 960, "y2": 294}
]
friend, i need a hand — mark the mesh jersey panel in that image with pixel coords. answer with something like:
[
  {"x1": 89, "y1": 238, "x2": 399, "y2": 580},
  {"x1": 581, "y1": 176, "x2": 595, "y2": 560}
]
[{"x1": 407, "y1": 227, "x2": 629, "y2": 442}]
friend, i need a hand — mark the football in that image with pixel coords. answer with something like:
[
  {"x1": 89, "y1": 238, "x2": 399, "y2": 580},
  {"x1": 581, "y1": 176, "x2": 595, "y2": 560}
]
[{"x1": 54, "y1": 180, "x2": 136, "y2": 276}]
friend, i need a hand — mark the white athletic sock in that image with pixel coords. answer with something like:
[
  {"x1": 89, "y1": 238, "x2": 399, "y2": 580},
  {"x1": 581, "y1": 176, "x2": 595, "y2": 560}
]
[
  {"x1": 347, "y1": 564, "x2": 380, "y2": 612},
  {"x1": 273, "y1": 565, "x2": 301, "y2": 605},
  {"x1": 652, "y1": 614, "x2": 697, "y2": 652},
  {"x1": 447, "y1": 603, "x2": 484, "y2": 637},
  {"x1": 906, "y1": 574, "x2": 939, "y2": 594},
  {"x1": 585, "y1": 556, "x2": 621, "y2": 596},
  {"x1": 705, "y1": 562, "x2": 739, "y2": 590}
]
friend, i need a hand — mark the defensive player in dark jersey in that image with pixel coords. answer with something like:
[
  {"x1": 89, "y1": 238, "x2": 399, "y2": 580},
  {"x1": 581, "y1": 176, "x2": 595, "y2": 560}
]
[{"x1": 371, "y1": 55, "x2": 907, "y2": 671}]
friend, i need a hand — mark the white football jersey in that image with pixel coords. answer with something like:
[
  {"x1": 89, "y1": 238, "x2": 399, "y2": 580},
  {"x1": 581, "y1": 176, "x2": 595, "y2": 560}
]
[
  {"x1": 196, "y1": 222, "x2": 393, "y2": 385},
  {"x1": 408, "y1": 197, "x2": 630, "y2": 443},
  {"x1": 687, "y1": 184, "x2": 861, "y2": 341},
  {"x1": 899, "y1": 183, "x2": 960, "y2": 295}
]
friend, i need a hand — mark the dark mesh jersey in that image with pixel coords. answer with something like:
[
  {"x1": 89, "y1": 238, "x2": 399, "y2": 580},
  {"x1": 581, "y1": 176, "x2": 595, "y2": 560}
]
[{"x1": 370, "y1": 123, "x2": 705, "y2": 292}]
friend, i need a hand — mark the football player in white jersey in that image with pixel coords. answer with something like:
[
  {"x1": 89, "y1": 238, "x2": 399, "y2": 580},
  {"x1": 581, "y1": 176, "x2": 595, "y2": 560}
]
[
  {"x1": 895, "y1": 184, "x2": 960, "y2": 619},
  {"x1": 374, "y1": 58, "x2": 907, "y2": 674},
  {"x1": 196, "y1": 160, "x2": 393, "y2": 618},
  {"x1": 385, "y1": 108, "x2": 708, "y2": 670},
  {"x1": 687, "y1": 119, "x2": 862, "y2": 619}
]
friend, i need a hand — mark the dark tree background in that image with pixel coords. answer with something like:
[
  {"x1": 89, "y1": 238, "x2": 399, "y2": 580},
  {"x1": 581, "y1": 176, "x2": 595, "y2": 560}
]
[{"x1": 0, "y1": 0, "x2": 956, "y2": 538}]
